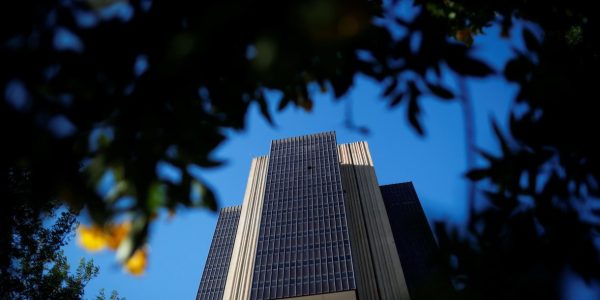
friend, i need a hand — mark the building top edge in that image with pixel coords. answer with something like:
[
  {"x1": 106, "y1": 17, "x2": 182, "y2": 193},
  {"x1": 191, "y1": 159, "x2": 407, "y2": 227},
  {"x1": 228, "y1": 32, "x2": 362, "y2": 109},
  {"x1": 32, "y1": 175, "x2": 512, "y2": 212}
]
[
  {"x1": 379, "y1": 181, "x2": 414, "y2": 188},
  {"x1": 220, "y1": 205, "x2": 242, "y2": 213},
  {"x1": 270, "y1": 131, "x2": 337, "y2": 145},
  {"x1": 337, "y1": 141, "x2": 368, "y2": 147},
  {"x1": 251, "y1": 155, "x2": 269, "y2": 160}
]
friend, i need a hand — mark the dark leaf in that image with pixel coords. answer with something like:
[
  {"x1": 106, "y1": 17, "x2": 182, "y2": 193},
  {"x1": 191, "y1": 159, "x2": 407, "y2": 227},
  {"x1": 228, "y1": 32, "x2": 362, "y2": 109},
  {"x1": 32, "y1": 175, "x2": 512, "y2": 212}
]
[
  {"x1": 383, "y1": 77, "x2": 398, "y2": 97},
  {"x1": 201, "y1": 184, "x2": 217, "y2": 211},
  {"x1": 195, "y1": 158, "x2": 225, "y2": 168},
  {"x1": 466, "y1": 168, "x2": 489, "y2": 181},
  {"x1": 331, "y1": 73, "x2": 354, "y2": 98},
  {"x1": 426, "y1": 82, "x2": 454, "y2": 100},
  {"x1": 389, "y1": 92, "x2": 405, "y2": 107},
  {"x1": 407, "y1": 87, "x2": 424, "y2": 135},
  {"x1": 492, "y1": 120, "x2": 511, "y2": 156},
  {"x1": 277, "y1": 96, "x2": 291, "y2": 111},
  {"x1": 298, "y1": 99, "x2": 313, "y2": 112},
  {"x1": 477, "y1": 148, "x2": 498, "y2": 163},
  {"x1": 448, "y1": 56, "x2": 495, "y2": 77},
  {"x1": 504, "y1": 56, "x2": 533, "y2": 82},
  {"x1": 522, "y1": 28, "x2": 541, "y2": 51},
  {"x1": 257, "y1": 94, "x2": 274, "y2": 126}
]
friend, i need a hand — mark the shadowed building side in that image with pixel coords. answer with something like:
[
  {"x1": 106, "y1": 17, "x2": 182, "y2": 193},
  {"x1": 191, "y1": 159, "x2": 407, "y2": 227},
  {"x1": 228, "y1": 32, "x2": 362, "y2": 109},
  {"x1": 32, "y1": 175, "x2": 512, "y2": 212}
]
[
  {"x1": 380, "y1": 182, "x2": 453, "y2": 300},
  {"x1": 196, "y1": 206, "x2": 242, "y2": 300}
]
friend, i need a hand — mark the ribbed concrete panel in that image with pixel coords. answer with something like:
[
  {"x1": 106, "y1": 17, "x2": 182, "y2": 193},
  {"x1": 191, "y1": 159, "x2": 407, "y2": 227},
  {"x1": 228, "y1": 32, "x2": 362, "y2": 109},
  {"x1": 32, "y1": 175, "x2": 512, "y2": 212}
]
[
  {"x1": 338, "y1": 142, "x2": 411, "y2": 300},
  {"x1": 337, "y1": 145, "x2": 379, "y2": 300},
  {"x1": 223, "y1": 156, "x2": 269, "y2": 300}
]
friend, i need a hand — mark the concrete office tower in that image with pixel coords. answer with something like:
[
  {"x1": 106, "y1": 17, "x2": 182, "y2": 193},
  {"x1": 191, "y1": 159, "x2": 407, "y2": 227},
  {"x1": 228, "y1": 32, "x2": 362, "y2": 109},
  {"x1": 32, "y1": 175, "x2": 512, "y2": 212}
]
[{"x1": 196, "y1": 132, "x2": 441, "y2": 300}]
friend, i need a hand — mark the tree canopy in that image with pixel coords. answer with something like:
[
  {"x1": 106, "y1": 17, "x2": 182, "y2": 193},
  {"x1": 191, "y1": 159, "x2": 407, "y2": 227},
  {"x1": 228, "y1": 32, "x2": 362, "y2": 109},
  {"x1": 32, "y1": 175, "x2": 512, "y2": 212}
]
[
  {"x1": 2, "y1": 0, "x2": 599, "y2": 296},
  {"x1": 0, "y1": 169, "x2": 125, "y2": 299},
  {"x1": 0, "y1": 170, "x2": 95, "y2": 299}
]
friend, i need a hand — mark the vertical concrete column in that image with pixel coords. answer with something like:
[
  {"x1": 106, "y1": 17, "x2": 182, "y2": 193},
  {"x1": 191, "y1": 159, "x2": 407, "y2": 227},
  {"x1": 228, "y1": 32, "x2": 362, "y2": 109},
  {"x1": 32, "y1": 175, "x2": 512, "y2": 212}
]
[
  {"x1": 338, "y1": 142, "x2": 411, "y2": 300},
  {"x1": 338, "y1": 145, "x2": 380, "y2": 300},
  {"x1": 222, "y1": 156, "x2": 269, "y2": 300}
]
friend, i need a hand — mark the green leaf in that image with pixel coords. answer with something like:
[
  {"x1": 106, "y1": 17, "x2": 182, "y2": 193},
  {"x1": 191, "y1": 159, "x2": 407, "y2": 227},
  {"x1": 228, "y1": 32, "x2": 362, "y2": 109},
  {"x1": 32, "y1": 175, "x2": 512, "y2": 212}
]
[
  {"x1": 147, "y1": 182, "x2": 165, "y2": 213},
  {"x1": 201, "y1": 184, "x2": 217, "y2": 211}
]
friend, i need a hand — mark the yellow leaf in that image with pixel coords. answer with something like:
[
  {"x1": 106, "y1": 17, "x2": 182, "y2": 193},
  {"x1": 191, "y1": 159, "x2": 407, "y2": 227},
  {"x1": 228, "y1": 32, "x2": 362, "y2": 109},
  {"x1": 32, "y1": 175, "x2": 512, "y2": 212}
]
[
  {"x1": 78, "y1": 225, "x2": 107, "y2": 252},
  {"x1": 106, "y1": 222, "x2": 131, "y2": 250},
  {"x1": 125, "y1": 248, "x2": 148, "y2": 276}
]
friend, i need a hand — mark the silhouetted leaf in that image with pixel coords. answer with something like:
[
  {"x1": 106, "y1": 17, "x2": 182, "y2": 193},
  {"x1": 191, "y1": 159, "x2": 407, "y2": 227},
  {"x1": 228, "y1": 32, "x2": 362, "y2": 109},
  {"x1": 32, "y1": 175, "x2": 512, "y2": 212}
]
[
  {"x1": 477, "y1": 148, "x2": 498, "y2": 163},
  {"x1": 298, "y1": 99, "x2": 313, "y2": 112},
  {"x1": 466, "y1": 169, "x2": 489, "y2": 181},
  {"x1": 522, "y1": 28, "x2": 541, "y2": 51},
  {"x1": 448, "y1": 56, "x2": 494, "y2": 77},
  {"x1": 277, "y1": 97, "x2": 291, "y2": 111},
  {"x1": 195, "y1": 158, "x2": 225, "y2": 168},
  {"x1": 383, "y1": 77, "x2": 398, "y2": 97},
  {"x1": 426, "y1": 82, "x2": 454, "y2": 100},
  {"x1": 257, "y1": 94, "x2": 274, "y2": 126},
  {"x1": 389, "y1": 92, "x2": 405, "y2": 107},
  {"x1": 407, "y1": 83, "x2": 424, "y2": 135},
  {"x1": 200, "y1": 184, "x2": 217, "y2": 211},
  {"x1": 504, "y1": 56, "x2": 533, "y2": 82}
]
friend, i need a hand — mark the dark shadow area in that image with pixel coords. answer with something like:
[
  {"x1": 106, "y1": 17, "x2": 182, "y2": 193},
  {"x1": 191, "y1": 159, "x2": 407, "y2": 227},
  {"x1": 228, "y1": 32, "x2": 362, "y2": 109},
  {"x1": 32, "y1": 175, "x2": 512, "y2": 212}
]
[
  {"x1": 380, "y1": 182, "x2": 455, "y2": 300},
  {"x1": 2, "y1": 1, "x2": 600, "y2": 299}
]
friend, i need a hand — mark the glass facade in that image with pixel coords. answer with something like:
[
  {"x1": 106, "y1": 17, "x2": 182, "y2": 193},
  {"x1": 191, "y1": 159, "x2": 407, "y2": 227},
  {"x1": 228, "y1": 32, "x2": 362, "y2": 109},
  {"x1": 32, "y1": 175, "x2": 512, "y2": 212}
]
[
  {"x1": 250, "y1": 132, "x2": 356, "y2": 300},
  {"x1": 196, "y1": 206, "x2": 242, "y2": 300}
]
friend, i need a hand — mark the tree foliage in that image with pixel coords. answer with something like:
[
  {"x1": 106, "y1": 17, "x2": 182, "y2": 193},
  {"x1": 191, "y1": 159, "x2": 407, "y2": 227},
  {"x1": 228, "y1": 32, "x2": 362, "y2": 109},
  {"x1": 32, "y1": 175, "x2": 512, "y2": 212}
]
[
  {"x1": 423, "y1": 0, "x2": 600, "y2": 298},
  {"x1": 0, "y1": 170, "x2": 97, "y2": 299},
  {"x1": 1, "y1": 0, "x2": 492, "y2": 260},
  {"x1": 96, "y1": 289, "x2": 125, "y2": 300},
  {"x1": 0, "y1": 169, "x2": 124, "y2": 299},
  {"x1": 2, "y1": 0, "x2": 599, "y2": 296}
]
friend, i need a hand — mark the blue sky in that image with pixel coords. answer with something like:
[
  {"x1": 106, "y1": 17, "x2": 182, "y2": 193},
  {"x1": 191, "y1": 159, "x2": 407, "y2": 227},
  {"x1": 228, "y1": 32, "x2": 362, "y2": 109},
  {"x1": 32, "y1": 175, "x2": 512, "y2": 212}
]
[{"x1": 63, "y1": 24, "x2": 599, "y2": 299}]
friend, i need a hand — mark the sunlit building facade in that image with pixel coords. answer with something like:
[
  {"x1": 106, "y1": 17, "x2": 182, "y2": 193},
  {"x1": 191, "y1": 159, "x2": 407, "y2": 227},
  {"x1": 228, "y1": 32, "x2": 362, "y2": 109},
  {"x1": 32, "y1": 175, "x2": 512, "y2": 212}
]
[
  {"x1": 196, "y1": 132, "x2": 441, "y2": 300},
  {"x1": 196, "y1": 206, "x2": 242, "y2": 300}
]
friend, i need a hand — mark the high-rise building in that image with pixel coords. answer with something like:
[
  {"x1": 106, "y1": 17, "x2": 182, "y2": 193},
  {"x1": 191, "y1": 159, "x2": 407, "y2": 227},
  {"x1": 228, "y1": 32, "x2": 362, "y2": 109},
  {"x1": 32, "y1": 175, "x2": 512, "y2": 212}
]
[
  {"x1": 196, "y1": 132, "x2": 445, "y2": 300},
  {"x1": 196, "y1": 206, "x2": 242, "y2": 300}
]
